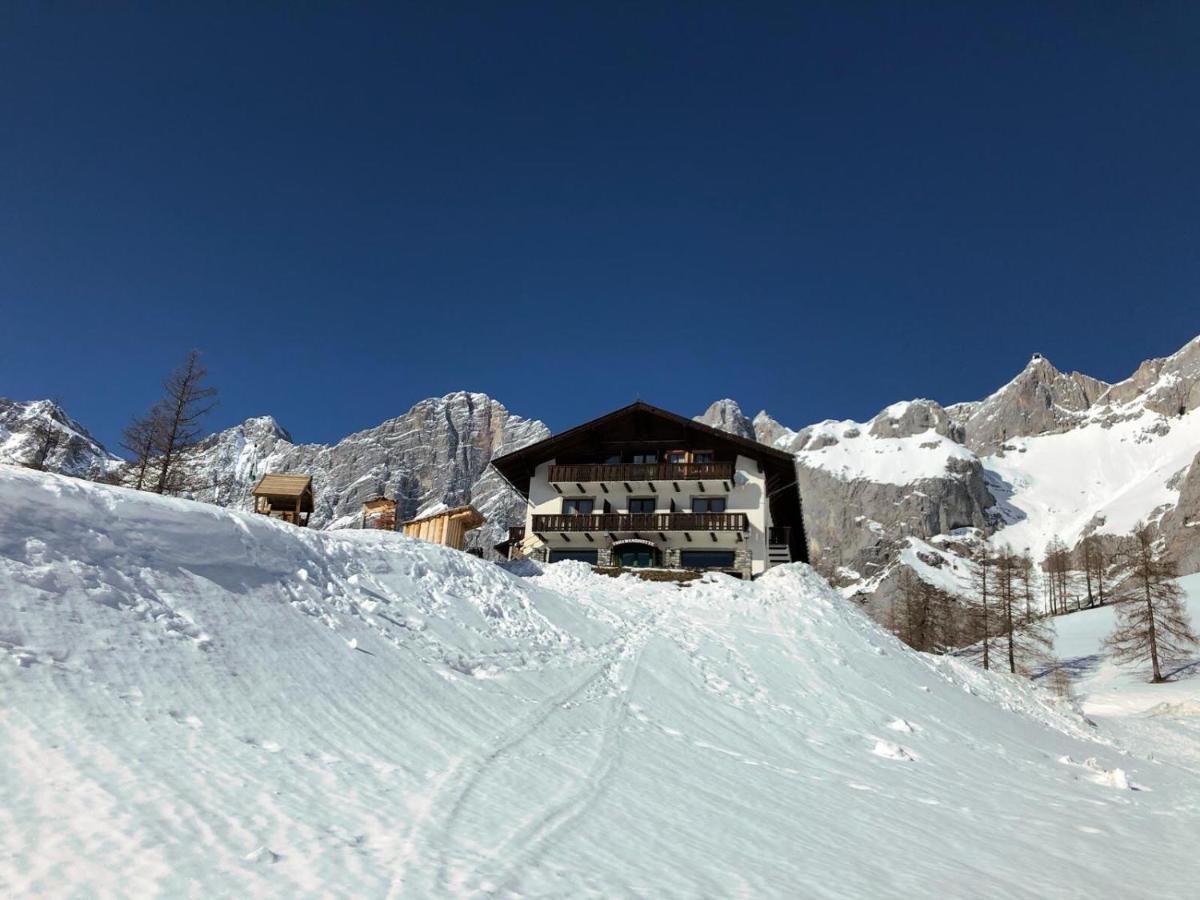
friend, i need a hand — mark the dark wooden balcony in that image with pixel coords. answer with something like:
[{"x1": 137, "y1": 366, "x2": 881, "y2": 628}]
[
  {"x1": 508, "y1": 526, "x2": 526, "y2": 543},
  {"x1": 547, "y1": 462, "x2": 734, "y2": 484},
  {"x1": 532, "y1": 512, "x2": 748, "y2": 534}
]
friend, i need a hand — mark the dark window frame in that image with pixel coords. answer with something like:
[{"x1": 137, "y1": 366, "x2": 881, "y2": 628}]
[
  {"x1": 680, "y1": 550, "x2": 736, "y2": 569},
  {"x1": 691, "y1": 496, "x2": 727, "y2": 513},
  {"x1": 549, "y1": 549, "x2": 600, "y2": 564},
  {"x1": 628, "y1": 497, "x2": 657, "y2": 514},
  {"x1": 562, "y1": 497, "x2": 595, "y2": 516}
]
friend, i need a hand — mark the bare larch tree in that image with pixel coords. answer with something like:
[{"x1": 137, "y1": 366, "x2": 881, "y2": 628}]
[
  {"x1": 121, "y1": 405, "x2": 166, "y2": 491},
  {"x1": 151, "y1": 351, "x2": 218, "y2": 495},
  {"x1": 1105, "y1": 523, "x2": 1199, "y2": 683},
  {"x1": 1077, "y1": 534, "x2": 1108, "y2": 608}
]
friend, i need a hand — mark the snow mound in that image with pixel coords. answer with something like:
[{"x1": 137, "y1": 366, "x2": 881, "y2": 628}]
[{"x1": 2, "y1": 467, "x2": 1198, "y2": 897}]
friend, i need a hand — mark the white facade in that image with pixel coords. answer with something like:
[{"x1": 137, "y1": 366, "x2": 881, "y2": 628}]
[{"x1": 515, "y1": 453, "x2": 780, "y2": 577}]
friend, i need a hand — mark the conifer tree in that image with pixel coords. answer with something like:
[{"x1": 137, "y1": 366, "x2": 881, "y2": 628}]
[{"x1": 1105, "y1": 523, "x2": 1199, "y2": 683}]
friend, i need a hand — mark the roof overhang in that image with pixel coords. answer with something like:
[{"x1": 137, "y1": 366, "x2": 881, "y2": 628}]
[{"x1": 489, "y1": 401, "x2": 798, "y2": 499}]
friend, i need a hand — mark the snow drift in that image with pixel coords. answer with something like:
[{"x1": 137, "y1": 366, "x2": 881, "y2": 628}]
[{"x1": 1, "y1": 467, "x2": 1197, "y2": 898}]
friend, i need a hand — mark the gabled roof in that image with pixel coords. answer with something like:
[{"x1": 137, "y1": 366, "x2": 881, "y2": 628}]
[
  {"x1": 401, "y1": 503, "x2": 485, "y2": 529},
  {"x1": 252, "y1": 473, "x2": 313, "y2": 497},
  {"x1": 490, "y1": 401, "x2": 796, "y2": 498}
]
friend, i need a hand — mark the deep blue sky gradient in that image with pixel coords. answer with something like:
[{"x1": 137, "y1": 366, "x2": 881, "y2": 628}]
[{"x1": 2, "y1": 3, "x2": 1199, "y2": 451}]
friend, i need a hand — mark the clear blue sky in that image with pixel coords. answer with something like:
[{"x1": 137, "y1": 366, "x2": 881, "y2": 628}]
[{"x1": 3, "y1": 3, "x2": 1199, "y2": 451}]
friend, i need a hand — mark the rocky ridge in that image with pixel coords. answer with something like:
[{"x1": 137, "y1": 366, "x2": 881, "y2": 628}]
[
  {"x1": 0, "y1": 398, "x2": 121, "y2": 478},
  {"x1": 699, "y1": 334, "x2": 1200, "y2": 618}
]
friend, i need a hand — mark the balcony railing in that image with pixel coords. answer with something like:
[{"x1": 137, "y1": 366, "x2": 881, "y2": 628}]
[
  {"x1": 547, "y1": 462, "x2": 734, "y2": 484},
  {"x1": 532, "y1": 512, "x2": 749, "y2": 534}
]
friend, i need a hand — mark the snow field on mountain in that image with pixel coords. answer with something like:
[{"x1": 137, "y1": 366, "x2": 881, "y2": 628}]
[
  {"x1": 984, "y1": 407, "x2": 1200, "y2": 559},
  {"x1": 1, "y1": 467, "x2": 1199, "y2": 898},
  {"x1": 794, "y1": 420, "x2": 976, "y2": 485}
]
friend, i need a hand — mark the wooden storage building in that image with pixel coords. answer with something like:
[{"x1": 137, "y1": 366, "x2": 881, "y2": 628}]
[
  {"x1": 251, "y1": 474, "x2": 314, "y2": 527},
  {"x1": 362, "y1": 496, "x2": 398, "y2": 531},
  {"x1": 402, "y1": 504, "x2": 485, "y2": 551}
]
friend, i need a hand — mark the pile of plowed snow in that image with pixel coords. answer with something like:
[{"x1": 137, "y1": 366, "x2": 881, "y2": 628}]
[{"x1": 1, "y1": 467, "x2": 1197, "y2": 898}]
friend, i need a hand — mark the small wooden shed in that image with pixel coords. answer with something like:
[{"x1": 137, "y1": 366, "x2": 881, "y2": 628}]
[
  {"x1": 402, "y1": 503, "x2": 485, "y2": 551},
  {"x1": 252, "y1": 474, "x2": 314, "y2": 527},
  {"x1": 362, "y1": 496, "x2": 397, "y2": 531}
]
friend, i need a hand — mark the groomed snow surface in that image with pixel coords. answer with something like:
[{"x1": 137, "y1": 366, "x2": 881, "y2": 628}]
[{"x1": 2, "y1": 468, "x2": 1198, "y2": 898}]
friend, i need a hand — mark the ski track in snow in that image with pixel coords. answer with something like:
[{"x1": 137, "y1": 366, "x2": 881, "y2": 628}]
[{"x1": 2, "y1": 467, "x2": 1200, "y2": 898}]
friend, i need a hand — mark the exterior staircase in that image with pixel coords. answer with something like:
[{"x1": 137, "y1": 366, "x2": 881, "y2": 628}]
[{"x1": 767, "y1": 526, "x2": 792, "y2": 568}]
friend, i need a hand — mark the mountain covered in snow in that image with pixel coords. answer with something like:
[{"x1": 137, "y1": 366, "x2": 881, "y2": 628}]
[
  {"x1": 0, "y1": 398, "x2": 121, "y2": 478},
  {"x1": 9, "y1": 334, "x2": 1200, "y2": 615},
  {"x1": 3, "y1": 465, "x2": 1198, "y2": 896},
  {"x1": 699, "y1": 334, "x2": 1200, "y2": 615}
]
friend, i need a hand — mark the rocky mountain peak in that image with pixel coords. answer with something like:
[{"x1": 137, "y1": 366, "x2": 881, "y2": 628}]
[
  {"x1": 696, "y1": 399, "x2": 755, "y2": 440},
  {"x1": 960, "y1": 354, "x2": 1109, "y2": 453},
  {"x1": 1099, "y1": 335, "x2": 1200, "y2": 417},
  {"x1": 751, "y1": 410, "x2": 798, "y2": 450},
  {"x1": 0, "y1": 398, "x2": 120, "y2": 478},
  {"x1": 867, "y1": 399, "x2": 964, "y2": 443}
]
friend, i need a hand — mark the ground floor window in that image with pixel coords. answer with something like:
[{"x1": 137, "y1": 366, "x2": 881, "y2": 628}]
[
  {"x1": 680, "y1": 550, "x2": 736, "y2": 569},
  {"x1": 614, "y1": 545, "x2": 660, "y2": 568},
  {"x1": 548, "y1": 549, "x2": 599, "y2": 564}
]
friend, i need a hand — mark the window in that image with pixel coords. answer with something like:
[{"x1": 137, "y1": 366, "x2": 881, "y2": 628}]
[
  {"x1": 563, "y1": 497, "x2": 594, "y2": 516},
  {"x1": 667, "y1": 450, "x2": 687, "y2": 464},
  {"x1": 628, "y1": 498, "x2": 656, "y2": 514},
  {"x1": 549, "y1": 549, "x2": 599, "y2": 564},
  {"x1": 614, "y1": 545, "x2": 659, "y2": 568},
  {"x1": 692, "y1": 450, "x2": 714, "y2": 464},
  {"x1": 691, "y1": 497, "x2": 727, "y2": 513},
  {"x1": 631, "y1": 452, "x2": 657, "y2": 464},
  {"x1": 603, "y1": 453, "x2": 621, "y2": 465},
  {"x1": 680, "y1": 550, "x2": 735, "y2": 569}
]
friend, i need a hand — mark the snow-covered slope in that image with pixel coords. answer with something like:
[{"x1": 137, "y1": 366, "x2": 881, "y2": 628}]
[
  {"x1": 1048, "y1": 575, "x2": 1200, "y2": 769},
  {"x1": 2, "y1": 466, "x2": 1198, "y2": 897},
  {"x1": 984, "y1": 403, "x2": 1200, "y2": 560}
]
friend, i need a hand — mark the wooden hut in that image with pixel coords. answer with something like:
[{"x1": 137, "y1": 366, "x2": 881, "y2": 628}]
[
  {"x1": 251, "y1": 474, "x2": 314, "y2": 527},
  {"x1": 362, "y1": 496, "x2": 397, "y2": 531},
  {"x1": 401, "y1": 503, "x2": 485, "y2": 551}
]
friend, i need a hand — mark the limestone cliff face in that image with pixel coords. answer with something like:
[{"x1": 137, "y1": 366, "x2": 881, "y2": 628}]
[
  {"x1": 695, "y1": 399, "x2": 755, "y2": 440},
  {"x1": 869, "y1": 399, "x2": 965, "y2": 442},
  {"x1": 960, "y1": 356, "x2": 1109, "y2": 453},
  {"x1": 698, "y1": 398, "x2": 995, "y2": 590},
  {"x1": 182, "y1": 392, "x2": 548, "y2": 551},
  {"x1": 794, "y1": 459, "x2": 993, "y2": 583},
  {"x1": 1162, "y1": 449, "x2": 1200, "y2": 574},
  {"x1": 1101, "y1": 336, "x2": 1200, "y2": 417}
]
